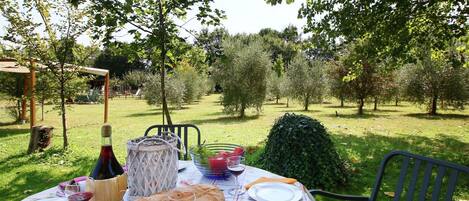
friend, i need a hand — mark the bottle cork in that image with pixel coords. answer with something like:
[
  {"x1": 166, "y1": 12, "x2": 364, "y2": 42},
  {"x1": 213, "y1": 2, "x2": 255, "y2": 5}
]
[{"x1": 101, "y1": 124, "x2": 112, "y2": 137}]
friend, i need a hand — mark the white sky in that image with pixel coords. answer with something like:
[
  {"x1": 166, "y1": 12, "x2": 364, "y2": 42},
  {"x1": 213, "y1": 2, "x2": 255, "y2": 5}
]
[{"x1": 0, "y1": 0, "x2": 307, "y2": 46}]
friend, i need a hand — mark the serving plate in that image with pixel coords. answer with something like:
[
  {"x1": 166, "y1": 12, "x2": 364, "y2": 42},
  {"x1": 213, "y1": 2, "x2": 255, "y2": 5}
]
[{"x1": 247, "y1": 182, "x2": 303, "y2": 201}]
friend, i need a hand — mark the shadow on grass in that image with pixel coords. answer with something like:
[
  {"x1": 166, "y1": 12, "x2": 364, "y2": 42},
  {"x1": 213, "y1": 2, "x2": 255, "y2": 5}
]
[
  {"x1": 371, "y1": 109, "x2": 400, "y2": 113},
  {"x1": 169, "y1": 106, "x2": 191, "y2": 110},
  {"x1": 280, "y1": 109, "x2": 322, "y2": 113},
  {"x1": 0, "y1": 148, "x2": 95, "y2": 200},
  {"x1": 204, "y1": 111, "x2": 225, "y2": 117},
  {"x1": 323, "y1": 105, "x2": 357, "y2": 109},
  {"x1": 382, "y1": 104, "x2": 409, "y2": 108},
  {"x1": 321, "y1": 113, "x2": 388, "y2": 119},
  {"x1": 182, "y1": 115, "x2": 260, "y2": 125},
  {"x1": 330, "y1": 133, "x2": 469, "y2": 197},
  {"x1": 264, "y1": 102, "x2": 285, "y2": 106},
  {"x1": 0, "y1": 128, "x2": 30, "y2": 138},
  {"x1": 125, "y1": 111, "x2": 163, "y2": 117},
  {"x1": 0, "y1": 121, "x2": 20, "y2": 126},
  {"x1": 404, "y1": 113, "x2": 469, "y2": 120}
]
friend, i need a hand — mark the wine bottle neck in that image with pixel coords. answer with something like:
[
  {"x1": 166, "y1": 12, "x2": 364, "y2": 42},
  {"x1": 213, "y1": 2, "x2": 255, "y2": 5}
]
[{"x1": 101, "y1": 136, "x2": 112, "y2": 146}]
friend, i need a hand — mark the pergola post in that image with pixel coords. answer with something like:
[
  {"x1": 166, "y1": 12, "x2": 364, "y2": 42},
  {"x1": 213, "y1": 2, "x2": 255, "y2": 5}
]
[
  {"x1": 29, "y1": 60, "x2": 36, "y2": 128},
  {"x1": 104, "y1": 72, "x2": 109, "y2": 123},
  {"x1": 21, "y1": 75, "x2": 28, "y2": 122}
]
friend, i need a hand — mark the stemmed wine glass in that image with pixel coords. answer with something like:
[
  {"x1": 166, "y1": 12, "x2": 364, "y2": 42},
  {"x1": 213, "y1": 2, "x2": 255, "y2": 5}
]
[
  {"x1": 63, "y1": 183, "x2": 81, "y2": 198},
  {"x1": 227, "y1": 156, "x2": 246, "y2": 195}
]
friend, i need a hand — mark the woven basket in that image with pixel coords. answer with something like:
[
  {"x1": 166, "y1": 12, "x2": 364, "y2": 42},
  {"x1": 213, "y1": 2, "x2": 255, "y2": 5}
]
[{"x1": 126, "y1": 132, "x2": 183, "y2": 199}]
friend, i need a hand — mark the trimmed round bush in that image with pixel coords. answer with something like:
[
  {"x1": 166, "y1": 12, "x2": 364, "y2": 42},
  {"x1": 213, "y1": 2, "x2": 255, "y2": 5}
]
[{"x1": 262, "y1": 113, "x2": 348, "y2": 189}]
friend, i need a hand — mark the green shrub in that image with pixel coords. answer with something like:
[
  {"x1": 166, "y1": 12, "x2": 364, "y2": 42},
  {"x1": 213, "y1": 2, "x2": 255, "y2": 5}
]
[{"x1": 262, "y1": 113, "x2": 348, "y2": 189}]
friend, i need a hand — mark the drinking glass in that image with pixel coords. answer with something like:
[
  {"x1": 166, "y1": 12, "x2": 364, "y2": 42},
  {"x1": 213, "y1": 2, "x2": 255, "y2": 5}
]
[
  {"x1": 227, "y1": 156, "x2": 246, "y2": 195},
  {"x1": 64, "y1": 183, "x2": 81, "y2": 198}
]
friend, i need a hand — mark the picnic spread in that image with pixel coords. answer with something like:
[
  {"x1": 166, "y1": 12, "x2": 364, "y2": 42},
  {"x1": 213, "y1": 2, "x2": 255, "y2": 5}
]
[{"x1": 23, "y1": 124, "x2": 315, "y2": 201}]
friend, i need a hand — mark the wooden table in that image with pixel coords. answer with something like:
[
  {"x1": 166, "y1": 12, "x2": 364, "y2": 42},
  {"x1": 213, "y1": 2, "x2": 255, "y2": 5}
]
[{"x1": 23, "y1": 161, "x2": 315, "y2": 201}]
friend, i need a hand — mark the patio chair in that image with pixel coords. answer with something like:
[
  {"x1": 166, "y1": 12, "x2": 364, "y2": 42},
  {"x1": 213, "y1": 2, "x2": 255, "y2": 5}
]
[
  {"x1": 309, "y1": 150, "x2": 469, "y2": 201},
  {"x1": 144, "y1": 124, "x2": 201, "y2": 160}
]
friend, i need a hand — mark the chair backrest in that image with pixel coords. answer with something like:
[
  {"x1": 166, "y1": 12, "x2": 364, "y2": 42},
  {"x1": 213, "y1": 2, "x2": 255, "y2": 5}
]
[
  {"x1": 370, "y1": 151, "x2": 469, "y2": 201},
  {"x1": 144, "y1": 124, "x2": 201, "y2": 160}
]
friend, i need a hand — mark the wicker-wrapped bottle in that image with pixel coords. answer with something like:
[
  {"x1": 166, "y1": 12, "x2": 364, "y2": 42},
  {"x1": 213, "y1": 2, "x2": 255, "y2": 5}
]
[{"x1": 126, "y1": 132, "x2": 180, "y2": 198}]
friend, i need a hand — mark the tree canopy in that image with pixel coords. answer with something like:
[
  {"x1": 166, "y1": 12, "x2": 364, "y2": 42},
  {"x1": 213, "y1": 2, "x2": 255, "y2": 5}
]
[
  {"x1": 89, "y1": 0, "x2": 225, "y2": 124},
  {"x1": 267, "y1": 0, "x2": 467, "y2": 61},
  {"x1": 213, "y1": 37, "x2": 271, "y2": 117}
]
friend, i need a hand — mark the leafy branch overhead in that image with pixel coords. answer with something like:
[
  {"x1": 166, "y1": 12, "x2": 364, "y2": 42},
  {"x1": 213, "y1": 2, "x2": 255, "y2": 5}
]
[
  {"x1": 267, "y1": 0, "x2": 467, "y2": 61},
  {"x1": 88, "y1": 0, "x2": 225, "y2": 125},
  {"x1": 89, "y1": 0, "x2": 226, "y2": 44}
]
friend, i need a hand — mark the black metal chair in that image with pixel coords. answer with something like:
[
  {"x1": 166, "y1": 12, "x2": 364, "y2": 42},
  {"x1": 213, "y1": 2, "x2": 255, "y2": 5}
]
[
  {"x1": 144, "y1": 124, "x2": 201, "y2": 160},
  {"x1": 309, "y1": 150, "x2": 469, "y2": 201}
]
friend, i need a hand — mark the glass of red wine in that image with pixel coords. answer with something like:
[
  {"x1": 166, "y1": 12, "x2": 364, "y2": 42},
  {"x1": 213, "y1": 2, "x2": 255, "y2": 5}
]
[{"x1": 227, "y1": 156, "x2": 246, "y2": 195}]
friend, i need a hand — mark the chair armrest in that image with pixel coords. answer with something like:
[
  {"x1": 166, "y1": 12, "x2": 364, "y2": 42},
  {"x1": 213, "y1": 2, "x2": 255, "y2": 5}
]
[{"x1": 309, "y1": 189, "x2": 369, "y2": 201}]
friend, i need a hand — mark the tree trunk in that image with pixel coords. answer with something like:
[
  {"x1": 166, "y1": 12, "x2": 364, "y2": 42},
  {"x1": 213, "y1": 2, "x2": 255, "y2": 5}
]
[
  {"x1": 373, "y1": 97, "x2": 378, "y2": 111},
  {"x1": 430, "y1": 95, "x2": 438, "y2": 115},
  {"x1": 358, "y1": 98, "x2": 364, "y2": 115},
  {"x1": 16, "y1": 100, "x2": 21, "y2": 122},
  {"x1": 158, "y1": 1, "x2": 172, "y2": 125},
  {"x1": 28, "y1": 126, "x2": 40, "y2": 154},
  {"x1": 286, "y1": 98, "x2": 289, "y2": 108},
  {"x1": 340, "y1": 96, "x2": 344, "y2": 107},
  {"x1": 41, "y1": 98, "x2": 44, "y2": 121},
  {"x1": 240, "y1": 104, "x2": 245, "y2": 118},
  {"x1": 395, "y1": 97, "x2": 399, "y2": 106},
  {"x1": 276, "y1": 96, "x2": 279, "y2": 104},
  {"x1": 60, "y1": 81, "x2": 68, "y2": 149},
  {"x1": 304, "y1": 95, "x2": 309, "y2": 111}
]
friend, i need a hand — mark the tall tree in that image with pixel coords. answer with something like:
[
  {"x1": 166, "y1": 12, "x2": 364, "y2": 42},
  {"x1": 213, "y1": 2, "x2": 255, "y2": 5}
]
[
  {"x1": 400, "y1": 44, "x2": 469, "y2": 115},
  {"x1": 280, "y1": 25, "x2": 300, "y2": 43},
  {"x1": 325, "y1": 61, "x2": 351, "y2": 107},
  {"x1": 89, "y1": 0, "x2": 224, "y2": 125},
  {"x1": 195, "y1": 28, "x2": 228, "y2": 66},
  {"x1": 268, "y1": 56, "x2": 285, "y2": 104},
  {"x1": 213, "y1": 38, "x2": 271, "y2": 117},
  {"x1": 341, "y1": 39, "x2": 380, "y2": 115},
  {"x1": 285, "y1": 55, "x2": 325, "y2": 111},
  {"x1": 94, "y1": 42, "x2": 146, "y2": 78},
  {"x1": 2, "y1": 0, "x2": 91, "y2": 149}
]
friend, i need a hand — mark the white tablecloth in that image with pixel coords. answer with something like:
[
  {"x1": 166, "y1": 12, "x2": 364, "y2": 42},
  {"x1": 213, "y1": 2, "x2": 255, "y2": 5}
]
[{"x1": 23, "y1": 161, "x2": 314, "y2": 201}]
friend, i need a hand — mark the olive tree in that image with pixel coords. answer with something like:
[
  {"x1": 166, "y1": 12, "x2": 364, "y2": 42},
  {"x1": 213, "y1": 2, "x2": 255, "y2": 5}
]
[
  {"x1": 285, "y1": 55, "x2": 325, "y2": 111},
  {"x1": 175, "y1": 59, "x2": 208, "y2": 103},
  {"x1": 400, "y1": 46, "x2": 469, "y2": 115},
  {"x1": 213, "y1": 38, "x2": 271, "y2": 117},
  {"x1": 143, "y1": 73, "x2": 185, "y2": 109},
  {"x1": 268, "y1": 56, "x2": 285, "y2": 103},
  {"x1": 123, "y1": 70, "x2": 148, "y2": 91}
]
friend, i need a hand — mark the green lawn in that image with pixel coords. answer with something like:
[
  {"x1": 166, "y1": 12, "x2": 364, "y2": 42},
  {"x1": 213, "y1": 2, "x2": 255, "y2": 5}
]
[{"x1": 1, "y1": 94, "x2": 468, "y2": 200}]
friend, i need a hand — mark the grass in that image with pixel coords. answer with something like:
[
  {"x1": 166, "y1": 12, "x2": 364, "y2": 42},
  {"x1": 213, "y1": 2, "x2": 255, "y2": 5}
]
[{"x1": 0, "y1": 94, "x2": 468, "y2": 200}]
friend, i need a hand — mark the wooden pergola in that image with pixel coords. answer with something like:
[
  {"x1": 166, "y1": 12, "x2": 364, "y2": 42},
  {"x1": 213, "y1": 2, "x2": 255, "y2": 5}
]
[{"x1": 0, "y1": 58, "x2": 110, "y2": 128}]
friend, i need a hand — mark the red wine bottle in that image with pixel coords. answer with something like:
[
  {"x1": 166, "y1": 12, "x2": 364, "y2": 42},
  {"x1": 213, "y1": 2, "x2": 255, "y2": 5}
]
[{"x1": 90, "y1": 124, "x2": 124, "y2": 180}]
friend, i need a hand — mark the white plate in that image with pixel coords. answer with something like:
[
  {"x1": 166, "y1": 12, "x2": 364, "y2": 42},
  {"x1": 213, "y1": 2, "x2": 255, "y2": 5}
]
[
  {"x1": 248, "y1": 182, "x2": 303, "y2": 201},
  {"x1": 37, "y1": 198, "x2": 66, "y2": 201}
]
